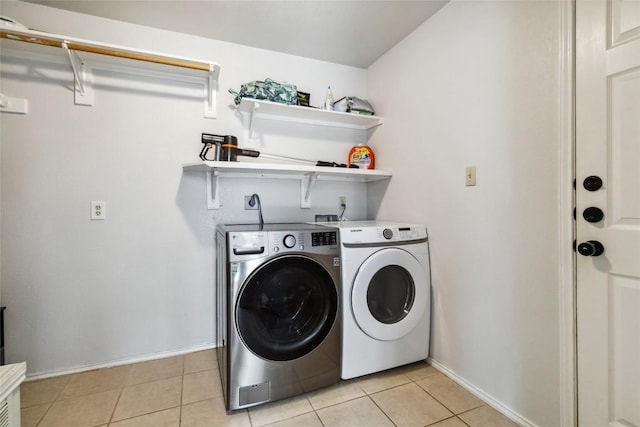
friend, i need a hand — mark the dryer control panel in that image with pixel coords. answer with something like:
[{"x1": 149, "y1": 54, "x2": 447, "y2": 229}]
[{"x1": 340, "y1": 222, "x2": 427, "y2": 245}]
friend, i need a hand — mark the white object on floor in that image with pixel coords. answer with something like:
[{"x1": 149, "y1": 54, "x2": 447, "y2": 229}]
[{"x1": 0, "y1": 362, "x2": 27, "y2": 427}]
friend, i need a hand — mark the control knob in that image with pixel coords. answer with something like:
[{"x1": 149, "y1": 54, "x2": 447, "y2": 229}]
[
  {"x1": 283, "y1": 234, "x2": 296, "y2": 248},
  {"x1": 382, "y1": 228, "x2": 393, "y2": 239}
]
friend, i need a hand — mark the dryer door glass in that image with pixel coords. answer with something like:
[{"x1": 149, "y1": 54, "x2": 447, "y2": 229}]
[
  {"x1": 237, "y1": 255, "x2": 338, "y2": 361},
  {"x1": 367, "y1": 266, "x2": 415, "y2": 324}
]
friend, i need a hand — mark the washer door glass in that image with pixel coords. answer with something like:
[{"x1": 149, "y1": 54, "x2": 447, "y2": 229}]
[
  {"x1": 237, "y1": 255, "x2": 338, "y2": 361},
  {"x1": 352, "y1": 248, "x2": 428, "y2": 341}
]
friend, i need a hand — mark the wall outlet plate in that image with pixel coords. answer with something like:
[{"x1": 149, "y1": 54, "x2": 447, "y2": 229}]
[
  {"x1": 338, "y1": 196, "x2": 346, "y2": 208},
  {"x1": 91, "y1": 201, "x2": 106, "y2": 220},
  {"x1": 244, "y1": 195, "x2": 258, "y2": 210}
]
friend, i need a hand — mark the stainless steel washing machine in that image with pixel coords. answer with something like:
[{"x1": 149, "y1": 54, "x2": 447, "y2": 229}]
[{"x1": 216, "y1": 223, "x2": 341, "y2": 411}]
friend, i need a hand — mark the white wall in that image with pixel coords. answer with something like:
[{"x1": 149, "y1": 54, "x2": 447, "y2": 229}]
[
  {"x1": 0, "y1": 0, "x2": 372, "y2": 376},
  {"x1": 367, "y1": 1, "x2": 563, "y2": 426}
]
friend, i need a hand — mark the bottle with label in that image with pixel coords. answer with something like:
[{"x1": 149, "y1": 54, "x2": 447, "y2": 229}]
[
  {"x1": 347, "y1": 144, "x2": 375, "y2": 169},
  {"x1": 324, "y1": 86, "x2": 334, "y2": 110}
]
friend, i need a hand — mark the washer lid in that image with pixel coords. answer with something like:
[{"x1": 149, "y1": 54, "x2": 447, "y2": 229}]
[{"x1": 351, "y1": 248, "x2": 428, "y2": 341}]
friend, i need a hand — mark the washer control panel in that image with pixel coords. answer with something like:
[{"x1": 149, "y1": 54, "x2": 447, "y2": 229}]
[
  {"x1": 224, "y1": 224, "x2": 339, "y2": 261},
  {"x1": 269, "y1": 230, "x2": 338, "y2": 255}
]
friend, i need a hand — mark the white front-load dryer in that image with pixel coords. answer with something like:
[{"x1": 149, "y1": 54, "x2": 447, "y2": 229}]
[{"x1": 337, "y1": 221, "x2": 430, "y2": 379}]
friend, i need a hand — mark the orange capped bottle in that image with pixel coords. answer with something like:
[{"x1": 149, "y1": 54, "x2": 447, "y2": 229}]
[{"x1": 347, "y1": 144, "x2": 375, "y2": 169}]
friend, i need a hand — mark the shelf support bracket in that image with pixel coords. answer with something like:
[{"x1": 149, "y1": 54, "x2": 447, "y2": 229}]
[
  {"x1": 240, "y1": 101, "x2": 260, "y2": 148},
  {"x1": 62, "y1": 43, "x2": 94, "y2": 106},
  {"x1": 204, "y1": 65, "x2": 217, "y2": 119},
  {"x1": 301, "y1": 173, "x2": 318, "y2": 209},
  {"x1": 249, "y1": 101, "x2": 259, "y2": 140},
  {"x1": 206, "y1": 169, "x2": 220, "y2": 209}
]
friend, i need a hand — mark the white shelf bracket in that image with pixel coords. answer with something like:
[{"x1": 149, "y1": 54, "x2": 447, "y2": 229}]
[
  {"x1": 62, "y1": 43, "x2": 94, "y2": 106},
  {"x1": 240, "y1": 101, "x2": 260, "y2": 148},
  {"x1": 206, "y1": 169, "x2": 220, "y2": 209},
  {"x1": 249, "y1": 101, "x2": 259, "y2": 139},
  {"x1": 301, "y1": 173, "x2": 318, "y2": 209},
  {"x1": 204, "y1": 64, "x2": 217, "y2": 119}
]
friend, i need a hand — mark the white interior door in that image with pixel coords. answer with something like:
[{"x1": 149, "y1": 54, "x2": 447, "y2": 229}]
[{"x1": 576, "y1": 0, "x2": 640, "y2": 426}]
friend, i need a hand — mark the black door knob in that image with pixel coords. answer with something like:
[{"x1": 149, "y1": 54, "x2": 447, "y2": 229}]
[
  {"x1": 583, "y1": 176, "x2": 603, "y2": 191},
  {"x1": 583, "y1": 207, "x2": 604, "y2": 223},
  {"x1": 577, "y1": 240, "x2": 605, "y2": 256}
]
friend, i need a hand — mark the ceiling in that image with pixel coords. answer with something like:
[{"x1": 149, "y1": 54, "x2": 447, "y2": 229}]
[{"x1": 21, "y1": 0, "x2": 448, "y2": 68}]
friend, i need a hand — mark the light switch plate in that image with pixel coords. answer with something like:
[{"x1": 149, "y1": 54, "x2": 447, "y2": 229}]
[{"x1": 465, "y1": 166, "x2": 476, "y2": 186}]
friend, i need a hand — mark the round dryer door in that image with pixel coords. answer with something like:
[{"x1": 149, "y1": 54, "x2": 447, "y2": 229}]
[
  {"x1": 351, "y1": 247, "x2": 428, "y2": 341},
  {"x1": 236, "y1": 255, "x2": 338, "y2": 361}
]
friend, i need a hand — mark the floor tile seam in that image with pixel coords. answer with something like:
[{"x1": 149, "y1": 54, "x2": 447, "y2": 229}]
[
  {"x1": 456, "y1": 414, "x2": 473, "y2": 427},
  {"x1": 311, "y1": 409, "x2": 327, "y2": 427},
  {"x1": 406, "y1": 371, "x2": 445, "y2": 383},
  {"x1": 361, "y1": 378, "x2": 413, "y2": 396},
  {"x1": 365, "y1": 393, "x2": 399, "y2": 426},
  {"x1": 248, "y1": 396, "x2": 315, "y2": 427},
  {"x1": 251, "y1": 408, "x2": 316, "y2": 427},
  {"x1": 306, "y1": 392, "x2": 367, "y2": 412},
  {"x1": 178, "y1": 356, "x2": 185, "y2": 426},
  {"x1": 183, "y1": 367, "x2": 218, "y2": 378},
  {"x1": 416, "y1": 382, "x2": 485, "y2": 416},
  {"x1": 183, "y1": 367, "x2": 218, "y2": 377},
  {"x1": 411, "y1": 378, "x2": 469, "y2": 415},
  {"x1": 109, "y1": 403, "x2": 182, "y2": 424},
  {"x1": 181, "y1": 391, "x2": 224, "y2": 407},
  {"x1": 247, "y1": 404, "x2": 256, "y2": 426},
  {"x1": 20, "y1": 400, "x2": 55, "y2": 410},
  {"x1": 454, "y1": 404, "x2": 489, "y2": 417},
  {"x1": 53, "y1": 383, "x2": 127, "y2": 403},
  {"x1": 422, "y1": 414, "x2": 467, "y2": 427},
  {"x1": 108, "y1": 375, "x2": 183, "y2": 423},
  {"x1": 123, "y1": 373, "x2": 184, "y2": 388},
  {"x1": 29, "y1": 401, "x2": 52, "y2": 427},
  {"x1": 107, "y1": 382, "x2": 126, "y2": 424}
]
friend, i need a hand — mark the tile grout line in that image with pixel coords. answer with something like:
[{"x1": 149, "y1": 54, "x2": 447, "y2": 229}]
[
  {"x1": 107, "y1": 379, "x2": 129, "y2": 425},
  {"x1": 179, "y1": 355, "x2": 185, "y2": 426},
  {"x1": 33, "y1": 374, "x2": 78, "y2": 426},
  {"x1": 33, "y1": 402, "x2": 52, "y2": 427},
  {"x1": 410, "y1": 376, "x2": 480, "y2": 418},
  {"x1": 365, "y1": 393, "x2": 399, "y2": 426}
]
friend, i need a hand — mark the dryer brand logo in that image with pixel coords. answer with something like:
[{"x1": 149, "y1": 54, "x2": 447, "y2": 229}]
[{"x1": 349, "y1": 229, "x2": 363, "y2": 233}]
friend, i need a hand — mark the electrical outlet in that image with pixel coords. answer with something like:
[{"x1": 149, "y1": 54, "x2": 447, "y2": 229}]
[
  {"x1": 244, "y1": 195, "x2": 258, "y2": 210},
  {"x1": 91, "y1": 201, "x2": 106, "y2": 220},
  {"x1": 465, "y1": 166, "x2": 476, "y2": 186},
  {"x1": 338, "y1": 196, "x2": 347, "y2": 209}
]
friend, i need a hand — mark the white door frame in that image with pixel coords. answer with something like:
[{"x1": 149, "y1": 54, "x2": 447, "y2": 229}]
[{"x1": 558, "y1": 1, "x2": 577, "y2": 426}]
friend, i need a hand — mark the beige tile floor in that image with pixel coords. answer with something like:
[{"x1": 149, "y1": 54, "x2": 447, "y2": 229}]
[{"x1": 20, "y1": 349, "x2": 519, "y2": 427}]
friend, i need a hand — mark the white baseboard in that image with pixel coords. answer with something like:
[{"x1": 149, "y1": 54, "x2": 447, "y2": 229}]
[
  {"x1": 427, "y1": 357, "x2": 537, "y2": 427},
  {"x1": 24, "y1": 342, "x2": 218, "y2": 381}
]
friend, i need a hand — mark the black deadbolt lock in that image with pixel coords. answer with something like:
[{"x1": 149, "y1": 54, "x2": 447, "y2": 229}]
[
  {"x1": 583, "y1": 176, "x2": 603, "y2": 191},
  {"x1": 577, "y1": 240, "x2": 605, "y2": 257},
  {"x1": 583, "y1": 207, "x2": 604, "y2": 223}
]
